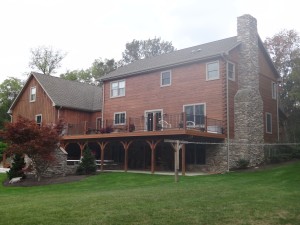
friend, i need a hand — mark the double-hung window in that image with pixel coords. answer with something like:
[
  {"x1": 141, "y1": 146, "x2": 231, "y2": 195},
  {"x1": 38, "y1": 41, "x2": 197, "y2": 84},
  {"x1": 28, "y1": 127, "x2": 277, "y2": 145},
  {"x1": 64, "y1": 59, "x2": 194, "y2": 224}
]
[
  {"x1": 30, "y1": 86, "x2": 36, "y2": 102},
  {"x1": 266, "y1": 113, "x2": 272, "y2": 134},
  {"x1": 111, "y1": 80, "x2": 125, "y2": 97},
  {"x1": 161, "y1": 71, "x2": 171, "y2": 86},
  {"x1": 272, "y1": 82, "x2": 277, "y2": 100},
  {"x1": 184, "y1": 104, "x2": 205, "y2": 126},
  {"x1": 114, "y1": 112, "x2": 126, "y2": 125},
  {"x1": 227, "y1": 62, "x2": 235, "y2": 81},
  {"x1": 35, "y1": 114, "x2": 42, "y2": 127},
  {"x1": 206, "y1": 61, "x2": 219, "y2": 80}
]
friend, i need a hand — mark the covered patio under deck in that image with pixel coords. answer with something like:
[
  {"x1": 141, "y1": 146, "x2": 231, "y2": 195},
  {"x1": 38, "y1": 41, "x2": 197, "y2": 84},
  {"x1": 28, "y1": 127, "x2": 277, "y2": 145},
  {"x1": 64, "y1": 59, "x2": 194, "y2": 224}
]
[{"x1": 61, "y1": 129, "x2": 226, "y2": 175}]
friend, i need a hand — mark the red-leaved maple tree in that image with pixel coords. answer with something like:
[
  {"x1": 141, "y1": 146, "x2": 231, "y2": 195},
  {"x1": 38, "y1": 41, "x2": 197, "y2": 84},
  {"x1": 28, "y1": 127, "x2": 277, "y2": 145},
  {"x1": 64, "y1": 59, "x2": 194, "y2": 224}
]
[{"x1": 1, "y1": 116, "x2": 63, "y2": 181}]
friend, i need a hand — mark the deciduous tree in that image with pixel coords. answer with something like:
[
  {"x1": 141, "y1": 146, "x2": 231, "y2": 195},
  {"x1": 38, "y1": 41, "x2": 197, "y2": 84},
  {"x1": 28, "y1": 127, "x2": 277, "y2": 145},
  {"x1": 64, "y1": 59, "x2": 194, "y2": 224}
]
[
  {"x1": 60, "y1": 58, "x2": 117, "y2": 84},
  {"x1": 264, "y1": 29, "x2": 300, "y2": 142},
  {"x1": 29, "y1": 46, "x2": 66, "y2": 75},
  {"x1": 1, "y1": 116, "x2": 63, "y2": 181},
  {"x1": 121, "y1": 37, "x2": 175, "y2": 64},
  {"x1": 0, "y1": 77, "x2": 23, "y2": 129}
]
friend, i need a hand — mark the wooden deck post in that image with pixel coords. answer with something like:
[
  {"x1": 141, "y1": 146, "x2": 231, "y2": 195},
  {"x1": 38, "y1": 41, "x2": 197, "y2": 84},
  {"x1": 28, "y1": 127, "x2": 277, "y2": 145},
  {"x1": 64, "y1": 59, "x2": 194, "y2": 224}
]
[
  {"x1": 171, "y1": 141, "x2": 183, "y2": 182},
  {"x1": 146, "y1": 140, "x2": 161, "y2": 174},
  {"x1": 181, "y1": 144, "x2": 186, "y2": 176},
  {"x1": 97, "y1": 141, "x2": 109, "y2": 171},
  {"x1": 78, "y1": 142, "x2": 87, "y2": 159},
  {"x1": 121, "y1": 141, "x2": 133, "y2": 172}
]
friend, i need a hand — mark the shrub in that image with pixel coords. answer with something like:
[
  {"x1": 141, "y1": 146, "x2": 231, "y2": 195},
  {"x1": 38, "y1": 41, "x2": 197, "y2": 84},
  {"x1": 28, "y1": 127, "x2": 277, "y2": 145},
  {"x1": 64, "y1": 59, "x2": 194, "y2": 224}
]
[
  {"x1": 6, "y1": 154, "x2": 26, "y2": 180},
  {"x1": 76, "y1": 148, "x2": 97, "y2": 175},
  {"x1": 236, "y1": 158, "x2": 250, "y2": 169}
]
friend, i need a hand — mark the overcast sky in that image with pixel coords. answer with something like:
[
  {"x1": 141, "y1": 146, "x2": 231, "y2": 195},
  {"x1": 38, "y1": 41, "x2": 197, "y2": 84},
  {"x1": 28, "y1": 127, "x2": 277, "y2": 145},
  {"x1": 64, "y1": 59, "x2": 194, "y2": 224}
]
[{"x1": 0, "y1": 0, "x2": 299, "y2": 82}]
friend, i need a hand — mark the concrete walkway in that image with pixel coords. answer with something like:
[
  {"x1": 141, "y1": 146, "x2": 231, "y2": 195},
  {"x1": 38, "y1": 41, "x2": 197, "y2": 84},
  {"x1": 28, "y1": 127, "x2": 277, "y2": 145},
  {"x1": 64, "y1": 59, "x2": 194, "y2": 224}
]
[
  {"x1": 0, "y1": 167, "x2": 9, "y2": 173},
  {"x1": 101, "y1": 170, "x2": 208, "y2": 176}
]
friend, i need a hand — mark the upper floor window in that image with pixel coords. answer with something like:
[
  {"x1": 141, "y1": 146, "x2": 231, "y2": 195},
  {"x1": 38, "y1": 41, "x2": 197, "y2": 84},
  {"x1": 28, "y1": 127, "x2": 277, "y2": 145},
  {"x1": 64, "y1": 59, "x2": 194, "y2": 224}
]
[
  {"x1": 161, "y1": 71, "x2": 171, "y2": 86},
  {"x1": 227, "y1": 62, "x2": 235, "y2": 81},
  {"x1": 206, "y1": 61, "x2": 219, "y2": 80},
  {"x1": 110, "y1": 80, "x2": 125, "y2": 98},
  {"x1": 30, "y1": 86, "x2": 36, "y2": 102},
  {"x1": 266, "y1": 113, "x2": 272, "y2": 134},
  {"x1": 114, "y1": 112, "x2": 126, "y2": 125},
  {"x1": 272, "y1": 82, "x2": 277, "y2": 100},
  {"x1": 35, "y1": 114, "x2": 42, "y2": 127}
]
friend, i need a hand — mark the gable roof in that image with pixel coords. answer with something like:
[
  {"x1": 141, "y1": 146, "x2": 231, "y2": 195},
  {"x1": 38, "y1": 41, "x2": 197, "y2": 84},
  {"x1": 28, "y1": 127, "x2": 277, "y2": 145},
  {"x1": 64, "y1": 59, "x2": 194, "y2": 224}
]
[
  {"x1": 101, "y1": 36, "x2": 241, "y2": 81},
  {"x1": 9, "y1": 72, "x2": 102, "y2": 112}
]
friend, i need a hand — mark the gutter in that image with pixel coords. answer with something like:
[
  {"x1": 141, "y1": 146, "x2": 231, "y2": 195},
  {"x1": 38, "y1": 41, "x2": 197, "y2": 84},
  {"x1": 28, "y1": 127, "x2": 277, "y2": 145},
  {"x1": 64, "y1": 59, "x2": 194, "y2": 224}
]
[{"x1": 100, "y1": 53, "x2": 235, "y2": 82}]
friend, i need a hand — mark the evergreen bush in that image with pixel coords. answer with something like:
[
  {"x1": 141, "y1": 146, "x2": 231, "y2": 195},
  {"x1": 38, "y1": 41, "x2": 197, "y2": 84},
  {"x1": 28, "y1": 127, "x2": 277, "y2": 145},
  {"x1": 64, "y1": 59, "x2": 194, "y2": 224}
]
[
  {"x1": 76, "y1": 148, "x2": 97, "y2": 175},
  {"x1": 236, "y1": 158, "x2": 250, "y2": 169},
  {"x1": 6, "y1": 154, "x2": 26, "y2": 180}
]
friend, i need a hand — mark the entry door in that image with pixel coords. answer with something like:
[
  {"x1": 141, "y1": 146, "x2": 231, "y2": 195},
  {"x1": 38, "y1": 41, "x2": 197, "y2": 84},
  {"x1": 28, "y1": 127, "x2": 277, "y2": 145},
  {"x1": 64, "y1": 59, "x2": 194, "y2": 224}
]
[{"x1": 145, "y1": 111, "x2": 162, "y2": 131}]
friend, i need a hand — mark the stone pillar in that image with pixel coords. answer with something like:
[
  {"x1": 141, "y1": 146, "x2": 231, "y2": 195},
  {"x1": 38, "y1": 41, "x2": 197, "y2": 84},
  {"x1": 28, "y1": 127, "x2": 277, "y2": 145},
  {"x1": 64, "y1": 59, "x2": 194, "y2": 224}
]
[{"x1": 233, "y1": 14, "x2": 264, "y2": 167}]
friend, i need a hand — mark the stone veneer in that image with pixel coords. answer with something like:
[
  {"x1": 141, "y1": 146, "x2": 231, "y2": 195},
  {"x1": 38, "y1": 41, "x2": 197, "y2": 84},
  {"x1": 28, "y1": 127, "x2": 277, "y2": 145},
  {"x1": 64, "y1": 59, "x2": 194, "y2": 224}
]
[
  {"x1": 43, "y1": 147, "x2": 77, "y2": 177},
  {"x1": 232, "y1": 14, "x2": 264, "y2": 167},
  {"x1": 201, "y1": 15, "x2": 264, "y2": 173}
]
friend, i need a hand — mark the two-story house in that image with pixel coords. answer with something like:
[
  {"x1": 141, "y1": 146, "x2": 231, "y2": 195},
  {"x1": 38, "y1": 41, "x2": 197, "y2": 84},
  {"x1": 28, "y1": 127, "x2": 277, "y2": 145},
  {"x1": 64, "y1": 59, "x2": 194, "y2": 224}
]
[{"x1": 7, "y1": 14, "x2": 280, "y2": 174}]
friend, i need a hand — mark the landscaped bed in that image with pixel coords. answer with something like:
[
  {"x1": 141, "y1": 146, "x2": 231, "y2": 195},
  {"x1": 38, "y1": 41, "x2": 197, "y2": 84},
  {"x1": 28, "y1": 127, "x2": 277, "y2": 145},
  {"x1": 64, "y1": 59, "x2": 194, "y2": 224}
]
[{"x1": 1, "y1": 161, "x2": 300, "y2": 225}]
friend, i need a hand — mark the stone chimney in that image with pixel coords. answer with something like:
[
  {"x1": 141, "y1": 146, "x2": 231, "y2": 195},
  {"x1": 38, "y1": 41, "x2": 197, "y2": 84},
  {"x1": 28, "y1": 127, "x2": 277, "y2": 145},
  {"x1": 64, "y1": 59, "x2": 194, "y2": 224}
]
[{"x1": 233, "y1": 14, "x2": 264, "y2": 167}]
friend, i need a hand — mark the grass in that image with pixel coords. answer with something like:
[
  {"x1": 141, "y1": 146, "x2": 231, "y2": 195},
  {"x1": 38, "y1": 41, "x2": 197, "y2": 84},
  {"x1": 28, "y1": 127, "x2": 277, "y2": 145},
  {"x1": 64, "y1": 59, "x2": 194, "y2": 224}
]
[{"x1": 1, "y1": 162, "x2": 300, "y2": 225}]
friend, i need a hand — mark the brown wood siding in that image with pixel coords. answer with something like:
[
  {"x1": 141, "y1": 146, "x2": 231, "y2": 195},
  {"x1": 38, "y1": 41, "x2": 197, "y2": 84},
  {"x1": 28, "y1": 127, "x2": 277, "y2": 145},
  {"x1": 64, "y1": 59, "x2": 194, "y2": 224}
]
[
  {"x1": 259, "y1": 47, "x2": 278, "y2": 142},
  {"x1": 11, "y1": 77, "x2": 57, "y2": 124},
  {"x1": 11, "y1": 76, "x2": 102, "y2": 127},
  {"x1": 103, "y1": 59, "x2": 225, "y2": 129}
]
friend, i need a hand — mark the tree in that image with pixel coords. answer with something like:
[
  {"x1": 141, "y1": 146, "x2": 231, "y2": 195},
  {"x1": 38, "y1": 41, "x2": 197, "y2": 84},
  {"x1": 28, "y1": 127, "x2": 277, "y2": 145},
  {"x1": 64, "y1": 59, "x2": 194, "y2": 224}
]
[
  {"x1": 121, "y1": 37, "x2": 175, "y2": 64},
  {"x1": 1, "y1": 116, "x2": 63, "y2": 181},
  {"x1": 264, "y1": 30, "x2": 300, "y2": 113},
  {"x1": 264, "y1": 29, "x2": 300, "y2": 142},
  {"x1": 76, "y1": 147, "x2": 97, "y2": 175},
  {"x1": 29, "y1": 46, "x2": 66, "y2": 75},
  {"x1": 60, "y1": 58, "x2": 117, "y2": 84},
  {"x1": 0, "y1": 77, "x2": 23, "y2": 129},
  {"x1": 60, "y1": 69, "x2": 92, "y2": 83},
  {"x1": 91, "y1": 58, "x2": 118, "y2": 80}
]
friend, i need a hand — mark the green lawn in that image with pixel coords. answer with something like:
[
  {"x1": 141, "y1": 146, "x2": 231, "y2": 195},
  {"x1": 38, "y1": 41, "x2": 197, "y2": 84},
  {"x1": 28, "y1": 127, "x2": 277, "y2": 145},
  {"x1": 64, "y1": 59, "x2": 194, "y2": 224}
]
[{"x1": 1, "y1": 162, "x2": 300, "y2": 225}]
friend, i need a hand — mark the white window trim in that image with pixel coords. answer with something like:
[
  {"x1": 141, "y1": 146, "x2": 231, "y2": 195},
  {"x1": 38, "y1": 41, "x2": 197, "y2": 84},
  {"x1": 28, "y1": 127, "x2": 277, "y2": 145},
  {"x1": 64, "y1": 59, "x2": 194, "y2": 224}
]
[
  {"x1": 30, "y1": 86, "x2": 37, "y2": 102},
  {"x1": 227, "y1": 61, "x2": 235, "y2": 81},
  {"x1": 206, "y1": 61, "x2": 220, "y2": 81},
  {"x1": 161, "y1": 70, "x2": 171, "y2": 87},
  {"x1": 114, "y1": 112, "x2": 126, "y2": 125},
  {"x1": 266, "y1": 112, "x2": 272, "y2": 134},
  {"x1": 182, "y1": 103, "x2": 206, "y2": 114},
  {"x1": 35, "y1": 114, "x2": 42, "y2": 126},
  {"x1": 272, "y1": 81, "x2": 277, "y2": 100},
  {"x1": 110, "y1": 80, "x2": 125, "y2": 98}
]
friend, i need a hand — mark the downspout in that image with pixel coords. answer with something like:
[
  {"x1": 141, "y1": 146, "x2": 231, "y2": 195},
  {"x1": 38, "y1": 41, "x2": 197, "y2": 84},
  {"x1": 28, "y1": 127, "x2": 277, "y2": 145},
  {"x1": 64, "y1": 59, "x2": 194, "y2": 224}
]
[
  {"x1": 221, "y1": 52, "x2": 230, "y2": 172},
  {"x1": 226, "y1": 60, "x2": 230, "y2": 172},
  {"x1": 101, "y1": 81, "x2": 105, "y2": 128},
  {"x1": 276, "y1": 78, "x2": 280, "y2": 142}
]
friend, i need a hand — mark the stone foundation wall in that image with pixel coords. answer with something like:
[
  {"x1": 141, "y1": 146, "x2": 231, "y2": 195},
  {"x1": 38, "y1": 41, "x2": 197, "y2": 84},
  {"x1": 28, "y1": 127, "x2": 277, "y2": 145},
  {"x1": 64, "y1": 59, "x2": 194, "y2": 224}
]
[{"x1": 205, "y1": 144, "x2": 228, "y2": 173}]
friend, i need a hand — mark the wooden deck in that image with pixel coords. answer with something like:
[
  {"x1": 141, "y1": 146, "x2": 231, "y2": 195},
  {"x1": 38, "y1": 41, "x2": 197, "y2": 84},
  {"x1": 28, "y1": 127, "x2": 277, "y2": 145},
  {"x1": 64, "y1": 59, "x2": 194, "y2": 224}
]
[{"x1": 61, "y1": 128, "x2": 226, "y2": 141}]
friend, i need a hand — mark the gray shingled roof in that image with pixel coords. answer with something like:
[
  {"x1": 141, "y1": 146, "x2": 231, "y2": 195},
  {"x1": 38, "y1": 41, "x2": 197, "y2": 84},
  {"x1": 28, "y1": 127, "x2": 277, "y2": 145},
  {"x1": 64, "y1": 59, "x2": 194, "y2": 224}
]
[
  {"x1": 101, "y1": 36, "x2": 240, "y2": 81},
  {"x1": 32, "y1": 72, "x2": 102, "y2": 111}
]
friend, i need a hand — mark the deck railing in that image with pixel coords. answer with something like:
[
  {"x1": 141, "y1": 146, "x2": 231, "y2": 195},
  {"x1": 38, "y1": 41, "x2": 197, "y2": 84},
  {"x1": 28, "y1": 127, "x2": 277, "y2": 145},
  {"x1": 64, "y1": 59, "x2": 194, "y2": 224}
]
[{"x1": 63, "y1": 113, "x2": 223, "y2": 136}]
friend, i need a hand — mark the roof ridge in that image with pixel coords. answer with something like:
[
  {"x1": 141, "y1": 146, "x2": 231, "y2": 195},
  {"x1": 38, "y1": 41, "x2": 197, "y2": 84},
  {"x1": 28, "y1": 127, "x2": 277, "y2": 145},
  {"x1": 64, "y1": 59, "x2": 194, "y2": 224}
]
[{"x1": 31, "y1": 72, "x2": 101, "y2": 89}]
